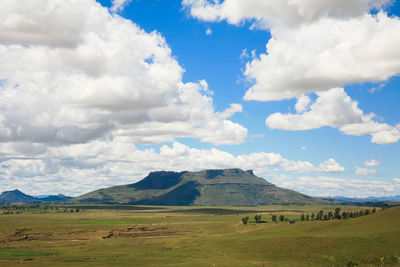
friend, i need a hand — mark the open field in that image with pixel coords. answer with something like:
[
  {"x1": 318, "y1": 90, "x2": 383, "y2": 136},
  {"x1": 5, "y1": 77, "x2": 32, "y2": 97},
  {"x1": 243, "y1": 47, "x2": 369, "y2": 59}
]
[{"x1": 0, "y1": 205, "x2": 399, "y2": 266}]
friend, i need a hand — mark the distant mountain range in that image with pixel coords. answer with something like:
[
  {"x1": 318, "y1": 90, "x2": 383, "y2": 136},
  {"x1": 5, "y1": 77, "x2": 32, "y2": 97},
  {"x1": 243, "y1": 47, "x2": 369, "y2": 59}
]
[
  {"x1": 0, "y1": 189, "x2": 72, "y2": 204},
  {"x1": 328, "y1": 195, "x2": 400, "y2": 203},
  {"x1": 73, "y1": 168, "x2": 331, "y2": 206}
]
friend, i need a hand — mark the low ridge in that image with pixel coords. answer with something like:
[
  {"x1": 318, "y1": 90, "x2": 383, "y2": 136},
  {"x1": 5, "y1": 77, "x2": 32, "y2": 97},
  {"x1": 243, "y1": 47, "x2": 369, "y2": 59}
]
[
  {"x1": 74, "y1": 168, "x2": 330, "y2": 206},
  {"x1": 0, "y1": 189, "x2": 40, "y2": 204},
  {"x1": 0, "y1": 190, "x2": 72, "y2": 204}
]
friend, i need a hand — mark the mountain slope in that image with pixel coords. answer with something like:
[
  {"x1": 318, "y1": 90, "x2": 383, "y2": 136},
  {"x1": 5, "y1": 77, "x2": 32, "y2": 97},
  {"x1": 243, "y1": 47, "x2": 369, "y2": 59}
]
[
  {"x1": 0, "y1": 190, "x2": 73, "y2": 204},
  {"x1": 39, "y1": 194, "x2": 73, "y2": 202},
  {"x1": 0, "y1": 189, "x2": 40, "y2": 204},
  {"x1": 74, "y1": 168, "x2": 330, "y2": 205}
]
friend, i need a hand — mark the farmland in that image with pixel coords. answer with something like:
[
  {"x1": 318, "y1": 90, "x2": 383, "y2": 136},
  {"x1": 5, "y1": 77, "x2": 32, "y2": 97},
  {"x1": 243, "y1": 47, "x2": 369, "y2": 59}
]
[{"x1": 0, "y1": 205, "x2": 399, "y2": 266}]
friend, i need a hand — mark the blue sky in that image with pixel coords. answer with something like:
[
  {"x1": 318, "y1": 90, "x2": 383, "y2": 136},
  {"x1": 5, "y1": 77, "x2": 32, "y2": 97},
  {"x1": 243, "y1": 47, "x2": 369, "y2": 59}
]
[{"x1": 0, "y1": 0, "x2": 399, "y2": 197}]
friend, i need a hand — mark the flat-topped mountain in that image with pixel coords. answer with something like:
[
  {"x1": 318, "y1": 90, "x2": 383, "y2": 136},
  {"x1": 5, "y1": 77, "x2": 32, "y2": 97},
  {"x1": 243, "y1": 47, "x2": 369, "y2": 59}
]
[{"x1": 74, "y1": 168, "x2": 330, "y2": 205}]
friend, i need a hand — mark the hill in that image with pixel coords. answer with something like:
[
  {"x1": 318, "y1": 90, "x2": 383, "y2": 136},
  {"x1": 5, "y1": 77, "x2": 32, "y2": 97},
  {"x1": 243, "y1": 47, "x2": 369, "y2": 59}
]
[
  {"x1": 0, "y1": 189, "x2": 40, "y2": 204},
  {"x1": 74, "y1": 168, "x2": 331, "y2": 205},
  {"x1": 0, "y1": 190, "x2": 72, "y2": 204}
]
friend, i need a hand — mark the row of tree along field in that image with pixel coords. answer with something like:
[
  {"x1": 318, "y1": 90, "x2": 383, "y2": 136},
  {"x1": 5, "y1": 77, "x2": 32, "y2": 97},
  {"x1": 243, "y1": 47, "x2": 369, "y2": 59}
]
[{"x1": 242, "y1": 207, "x2": 378, "y2": 224}]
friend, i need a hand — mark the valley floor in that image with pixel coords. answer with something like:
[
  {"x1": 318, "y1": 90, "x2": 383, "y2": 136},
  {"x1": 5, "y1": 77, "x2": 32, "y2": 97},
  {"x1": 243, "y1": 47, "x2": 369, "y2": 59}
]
[{"x1": 0, "y1": 205, "x2": 399, "y2": 266}]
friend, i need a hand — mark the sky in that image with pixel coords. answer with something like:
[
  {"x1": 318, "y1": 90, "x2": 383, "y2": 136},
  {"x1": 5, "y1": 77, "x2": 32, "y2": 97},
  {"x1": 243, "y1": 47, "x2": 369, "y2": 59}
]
[{"x1": 0, "y1": 0, "x2": 399, "y2": 198}]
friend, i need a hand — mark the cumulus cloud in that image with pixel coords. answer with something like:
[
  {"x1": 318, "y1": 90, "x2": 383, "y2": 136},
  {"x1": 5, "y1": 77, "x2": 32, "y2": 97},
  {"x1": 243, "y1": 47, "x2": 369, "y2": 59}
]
[
  {"x1": 355, "y1": 166, "x2": 378, "y2": 175},
  {"x1": 0, "y1": 141, "x2": 344, "y2": 196},
  {"x1": 182, "y1": 0, "x2": 389, "y2": 29},
  {"x1": 364, "y1": 159, "x2": 381, "y2": 167},
  {"x1": 266, "y1": 88, "x2": 400, "y2": 144},
  {"x1": 243, "y1": 12, "x2": 400, "y2": 101},
  {"x1": 280, "y1": 158, "x2": 344, "y2": 173},
  {"x1": 0, "y1": 0, "x2": 247, "y2": 148},
  {"x1": 277, "y1": 174, "x2": 400, "y2": 198}
]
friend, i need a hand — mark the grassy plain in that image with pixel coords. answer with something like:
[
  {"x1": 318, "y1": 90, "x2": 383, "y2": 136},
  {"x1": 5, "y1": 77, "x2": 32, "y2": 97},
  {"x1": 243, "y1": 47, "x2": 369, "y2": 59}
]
[{"x1": 0, "y1": 205, "x2": 399, "y2": 266}]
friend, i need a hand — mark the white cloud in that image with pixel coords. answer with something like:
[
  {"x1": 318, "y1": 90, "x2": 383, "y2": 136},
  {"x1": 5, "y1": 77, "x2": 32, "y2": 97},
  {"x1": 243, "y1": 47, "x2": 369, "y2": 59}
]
[
  {"x1": 300, "y1": 146, "x2": 308, "y2": 151},
  {"x1": 369, "y1": 82, "x2": 386, "y2": 93},
  {"x1": 0, "y1": 0, "x2": 247, "y2": 147},
  {"x1": 364, "y1": 159, "x2": 381, "y2": 167},
  {"x1": 110, "y1": 0, "x2": 132, "y2": 12},
  {"x1": 280, "y1": 158, "x2": 344, "y2": 173},
  {"x1": 295, "y1": 95, "x2": 311, "y2": 113},
  {"x1": 355, "y1": 166, "x2": 378, "y2": 176},
  {"x1": 0, "y1": 141, "x2": 344, "y2": 196},
  {"x1": 319, "y1": 158, "x2": 345, "y2": 173},
  {"x1": 182, "y1": 0, "x2": 389, "y2": 29},
  {"x1": 276, "y1": 174, "x2": 400, "y2": 198},
  {"x1": 206, "y1": 27, "x2": 212, "y2": 35},
  {"x1": 243, "y1": 12, "x2": 400, "y2": 101},
  {"x1": 266, "y1": 88, "x2": 400, "y2": 144}
]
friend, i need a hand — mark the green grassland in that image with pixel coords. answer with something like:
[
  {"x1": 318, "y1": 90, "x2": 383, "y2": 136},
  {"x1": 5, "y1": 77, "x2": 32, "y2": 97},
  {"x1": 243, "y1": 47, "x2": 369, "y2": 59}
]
[{"x1": 0, "y1": 205, "x2": 399, "y2": 266}]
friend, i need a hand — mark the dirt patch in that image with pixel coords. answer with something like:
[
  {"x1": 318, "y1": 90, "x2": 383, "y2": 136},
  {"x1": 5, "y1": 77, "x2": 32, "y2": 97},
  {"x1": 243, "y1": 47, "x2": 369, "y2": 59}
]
[
  {"x1": 16, "y1": 258, "x2": 34, "y2": 263},
  {"x1": 102, "y1": 226, "x2": 181, "y2": 239},
  {"x1": 1, "y1": 226, "x2": 183, "y2": 244},
  {"x1": 1, "y1": 229, "x2": 52, "y2": 243}
]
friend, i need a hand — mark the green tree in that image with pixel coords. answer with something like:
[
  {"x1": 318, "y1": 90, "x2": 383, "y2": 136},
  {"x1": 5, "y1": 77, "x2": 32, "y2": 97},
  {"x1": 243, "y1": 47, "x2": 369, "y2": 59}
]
[
  {"x1": 372, "y1": 208, "x2": 376, "y2": 213},
  {"x1": 334, "y1": 207, "x2": 341, "y2": 219},
  {"x1": 279, "y1": 215, "x2": 285, "y2": 222},
  {"x1": 318, "y1": 210, "x2": 324, "y2": 220},
  {"x1": 271, "y1": 214, "x2": 277, "y2": 222},
  {"x1": 306, "y1": 214, "x2": 309, "y2": 221},
  {"x1": 311, "y1": 213, "x2": 315, "y2": 220},
  {"x1": 242, "y1": 216, "x2": 249, "y2": 225},
  {"x1": 254, "y1": 214, "x2": 262, "y2": 223},
  {"x1": 328, "y1": 211, "x2": 333, "y2": 219},
  {"x1": 301, "y1": 214, "x2": 305, "y2": 221}
]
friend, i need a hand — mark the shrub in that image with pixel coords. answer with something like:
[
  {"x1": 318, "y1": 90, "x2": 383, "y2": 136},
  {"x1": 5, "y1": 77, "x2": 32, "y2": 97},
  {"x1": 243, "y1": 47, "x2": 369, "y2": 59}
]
[
  {"x1": 347, "y1": 261, "x2": 358, "y2": 266},
  {"x1": 272, "y1": 214, "x2": 277, "y2": 222},
  {"x1": 242, "y1": 216, "x2": 249, "y2": 225},
  {"x1": 279, "y1": 215, "x2": 285, "y2": 222}
]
